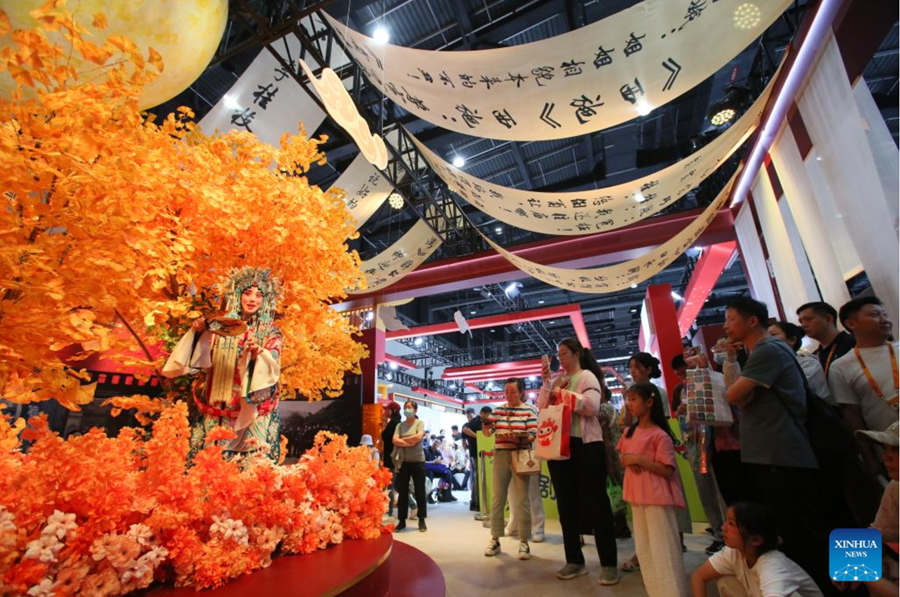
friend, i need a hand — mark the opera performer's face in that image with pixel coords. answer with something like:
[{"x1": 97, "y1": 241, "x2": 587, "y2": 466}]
[{"x1": 241, "y1": 287, "x2": 264, "y2": 318}]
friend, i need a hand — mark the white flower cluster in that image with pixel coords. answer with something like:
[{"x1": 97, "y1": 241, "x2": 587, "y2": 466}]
[
  {"x1": 24, "y1": 510, "x2": 78, "y2": 564},
  {"x1": 210, "y1": 515, "x2": 249, "y2": 546}
]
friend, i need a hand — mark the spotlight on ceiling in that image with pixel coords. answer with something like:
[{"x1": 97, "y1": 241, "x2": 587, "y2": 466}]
[
  {"x1": 631, "y1": 283, "x2": 638, "y2": 289},
  {"x1": 414, "y1": 337, "x2": 423, "y2": 346},
  {"x1": 494, "y1": 227, "x2": 503, "y2": 234},
  {"x1": 452, "y1": 155, "x2": 466, "y2": 168},
  {"x1": 504, "y1": 282, "x2": 520, "y2": 298},
  {"x1": 373, "y1": 26, "x2": 390, "y2": 44},
  {"x1": 707, "y1": 84, "x2": 751, "y2": 127},
  {"x1": 389, "y1": 362, "x2": 398, "y2": 370},
  {"x1": 388, "y1": 192, "x2": 404, "y2": 209},
  {"x1": 733, "y1": 3, "x2": 762, "y2": 30},
  {"x1": 538, "y1": 300, "x2": 545, "y2": 305},
  {"x1": 470, "y1": 310, "x2": 477, "y2": 315},
  {"x1": 528, "y1": 376, "x2": 538, "y2": 382},
  {"x1": 386, "y1": 372, "x2": 393, "y2": 381}
]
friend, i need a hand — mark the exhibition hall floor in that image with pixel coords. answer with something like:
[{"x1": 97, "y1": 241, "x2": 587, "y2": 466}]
[{"x1": 390, "y1": 492, "x2": 718, "y2": 597}]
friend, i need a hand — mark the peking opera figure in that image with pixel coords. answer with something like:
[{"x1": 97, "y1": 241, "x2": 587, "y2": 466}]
[{"x1": 163, "y1": 267, "x2": 283, "y2": 461}]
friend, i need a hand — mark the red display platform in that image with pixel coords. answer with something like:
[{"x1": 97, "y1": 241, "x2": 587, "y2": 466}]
[{"x1": 145, "y1": 533, "x2": 445, "y2": 597}]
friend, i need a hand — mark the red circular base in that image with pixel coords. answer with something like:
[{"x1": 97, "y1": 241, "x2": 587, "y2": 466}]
[{"x1": 147, "y1": 533, "x2": 393, "y2": 597}]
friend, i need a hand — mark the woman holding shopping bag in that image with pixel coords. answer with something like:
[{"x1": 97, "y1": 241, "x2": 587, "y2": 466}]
[{"x1": 538, "y1": 338, "x2": 619, "y2": 586}]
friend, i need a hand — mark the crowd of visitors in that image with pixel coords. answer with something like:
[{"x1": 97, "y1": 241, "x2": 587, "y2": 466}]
[{"x1": 378, "y1": 294, "x2": 898, "y2": 597}]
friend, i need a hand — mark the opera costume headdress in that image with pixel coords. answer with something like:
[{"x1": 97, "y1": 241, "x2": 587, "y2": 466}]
[{"x1": 218, "y1": 266, "x2": 282, "y2": 324}]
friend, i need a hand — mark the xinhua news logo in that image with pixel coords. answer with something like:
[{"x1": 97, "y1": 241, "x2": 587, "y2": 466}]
[{"x1": 829, "y1": 529, "x2": 882, "y2": 582}]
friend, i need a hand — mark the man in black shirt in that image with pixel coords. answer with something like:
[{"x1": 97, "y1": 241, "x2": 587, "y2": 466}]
[
  {"x1": 463, "y1": 406, "x2": 492, "y2": 514},
  {"x1": 797, "y1": 301, "x2": 856, "y2": 377}
]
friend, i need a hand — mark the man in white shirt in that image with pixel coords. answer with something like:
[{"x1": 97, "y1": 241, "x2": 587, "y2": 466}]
[{"x1": 830, "y1": 297, "x2": 899, "y2": 477}]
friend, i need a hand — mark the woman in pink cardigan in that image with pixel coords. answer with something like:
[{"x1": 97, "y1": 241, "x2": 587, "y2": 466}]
[{"x1": 539, "y1": 337, "x2": 619, "y2": 586}]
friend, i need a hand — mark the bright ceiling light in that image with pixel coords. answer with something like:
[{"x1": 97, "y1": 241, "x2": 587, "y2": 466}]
[
  {"x1": 373, "y1": 26, "x2": 390, "y2": 44},
  {"x1": 494, "y1": 227, "x2": 503, "y2": 234},
  {"x1": 504, "y1": 282, "x2": 520, "y2": 297},
  {"x1": 631, "y1": 283, "x2": 638, "y2": 289},
  {"x1": 388, "y1": 192, "x2": 404, "y2": 209},
  {"x1": 528, "y1": 376, "x2": 537, "y2": 382},
  {"x1": 671, "y1": 291, "x2": 684, "y2": 301},
  {"x1": 710, "y1": 108, "x2": 737, "y2": 126},
  {"x1": 223, "y1": 94, "x2": 241, "y2": 110},
  {"x1": 452, "y1": 155, "x2": 466, "y2": 168},
  {"x1": 470, "y1": 310, "x2": 477, "y2": 315},
  {"x1": 386, "y1": 372, "x2": 393, "y2": 381},
  {"x1": 733, "y1": 3, "x2": 762, "y2": 30},
  {"x1": 389, "y1": 362, "x2": 398, "y2": 370},
  {"x1": 414, "y1": 337, "x2": 423, "y2": 346},
  {"x1": 538, "y1": 300, "x2": 545, "y2": 304},
  {"x1": 636, "y1": 100, "x2": 653, "y2": 116},
  {"x1": 548, "y1": 320, "x2": 555, "y2": 324}
]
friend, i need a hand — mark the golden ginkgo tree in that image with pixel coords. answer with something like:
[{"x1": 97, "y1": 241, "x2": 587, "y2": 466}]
[{"x1": 0, "y1": 2, "x2": 368, "y2": 410}]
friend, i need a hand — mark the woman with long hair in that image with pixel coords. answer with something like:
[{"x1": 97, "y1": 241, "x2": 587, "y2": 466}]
[{"x1": 539, "y1": 337, "x2": 619, "y2": 585}]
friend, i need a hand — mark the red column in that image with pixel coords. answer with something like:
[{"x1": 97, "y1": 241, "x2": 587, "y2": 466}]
[
  {"x1": 645, "y1": 283, "x2": 685, "y2": 410},
  {"x1": 358, "y1": 327, "x2": 385, "y2": 405}
]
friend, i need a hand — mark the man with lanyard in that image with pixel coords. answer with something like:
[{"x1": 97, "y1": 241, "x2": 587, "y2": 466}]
[
  {"x1": 796, "y1": 301, "x2": 856, "y2": 378},
  {"x1": 829, "y1": 297, "x2": 899, "y2": 479}
]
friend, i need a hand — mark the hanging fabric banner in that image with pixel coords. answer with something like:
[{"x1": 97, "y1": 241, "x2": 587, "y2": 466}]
[
  {"x1": 329, "y1": 154, "x2": 393, "y2": 231},
  {"x1": 199, "y1": 36, "x2": 326, "y2": 146},
  {"x1": 350, "y1": 219, "x2": 442, "y2": 294},
  {"x1": 323, "y1": 1, "x2": 791, "y2": 141},
  {"x1": 299, "y1": 60, "x2": 389, "y2": 169},
  {"x1": 480, "y1": 170, "x2": 738, "y2": 294},
  {"x1": 409, "y1": 74, "x2": 774, "y2": 235}
]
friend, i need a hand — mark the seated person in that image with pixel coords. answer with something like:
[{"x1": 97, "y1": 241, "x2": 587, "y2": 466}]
[
  {"x1": 424, "y1": 438, "x2": 457, "y2": 502},
  {"x1": 691, "y1": 502, "x2": 823, "y2": 597}
]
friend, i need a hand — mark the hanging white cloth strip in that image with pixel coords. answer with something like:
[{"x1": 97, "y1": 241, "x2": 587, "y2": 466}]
[
  {"x1": 733, "y1": 201, "x2": 779, "y2": 316},
  {"x1": 328, "y1": 154, "x2": 393, "y2": 231},
  {"x1": 477, "y1": 171, "x2": 739, "y2": 294},
  {"x1": 769, "y1": 126, "x2": 850, "y2": 310},
  {"x1": 408, "y1": 73, "x2": 775, "y2": 235},
  {"x1": 350, "y1": 219, "x2": 442, "y2": 294},
  {"x1": 199, "y1": 36, "x2": 327, "y2": 145},
  {"x1": 797, "y1": 33, "x2": 899, "y2": 324},
  {"x1": 323, "y1": 1, "x2": 792, "y2": 141}
]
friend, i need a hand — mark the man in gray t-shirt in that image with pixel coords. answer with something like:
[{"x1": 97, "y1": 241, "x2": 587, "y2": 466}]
[
  {"x1": 737, "y1": 335, "x2": 818, "y2": 469},
  {"x1": 721, "y1": 297, "x2": 828, "y2": 592}
]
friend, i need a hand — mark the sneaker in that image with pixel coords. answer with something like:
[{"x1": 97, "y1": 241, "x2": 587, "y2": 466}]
[
  {"x1": 418, "y1": 519, "x2": 427, "y2": 532},
  {"x1": 598, "y1": 566, "x2": 619, "y2": 586},
  {"x1": 517, "y1": 541, "x2": 531, "y2": 560},
  {"x1": 474, "y1": 513, "x2": 489, "y2": 521},
  {"x1": 532, "y1": 531, "x2": 545, "y2": 543},
  {"x1": 705, "y1": 540, "x2": 725, "y2": 555},
  {"x1": 394, "y1": 520, "x2": 406, "y2": 532},
  {"x1": 556, "y1": 563, "x2": 588, "y2": 580},
  {"x1": 484, "y1": 538, "x2": 501, "y2": 557}
]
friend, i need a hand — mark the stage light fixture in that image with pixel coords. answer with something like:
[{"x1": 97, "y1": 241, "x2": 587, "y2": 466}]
[
  {"x1": 733, "y1": 3, "x2": 762, "y2": 30},
  {"x1": 452, "y1": 155, "x2": 466, "y2": 168},
  {"x1": 389, "y1": 362, "x2": 398, "y2": 370},
  {"x1": 388, "y1": 193, "x2": 404, "y2": 209},
  {"x1": 414, "y1": 337, "x2": 423, "y2": 346},
  {"x1": 707, "y1": 85, "x2": 751, "y2": 127}
]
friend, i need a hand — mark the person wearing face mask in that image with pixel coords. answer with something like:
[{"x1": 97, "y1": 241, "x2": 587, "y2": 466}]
[
  {"x1": 539, "y1": 338, "x2": 619, "y2": 586},
  {"x1": 393, "y1": 401, "x2": 427, "y2": 532}
]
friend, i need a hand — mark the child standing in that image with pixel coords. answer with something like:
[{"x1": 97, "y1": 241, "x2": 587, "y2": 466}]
[{"x1": 617, "y1": 382, "x2": 689, "y2": 597}]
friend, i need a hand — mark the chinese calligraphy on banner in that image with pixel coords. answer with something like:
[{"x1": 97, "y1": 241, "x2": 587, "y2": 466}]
[
  {"x1": 329, "y1": 154, "x2": 394, "y2": 231},
  {"x1": 199, "y1": 36, "x2": 327, "y2": 146},
  {"x1": 408, "y1": 71, "x2": 775, "y2": 235},
  {"x1": 479, "y1": 170, "x2": 740, "y2": 294},
  {"x1": 350, "y1": 219, "x2": 442, "y2": 294},
  {"x1": 324, "y1": 0, "x2": 791, "y2": 141}
]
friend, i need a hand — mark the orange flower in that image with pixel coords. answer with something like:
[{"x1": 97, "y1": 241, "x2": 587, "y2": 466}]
[
  {"x1": 105, "y1": 536, "x2": 141, "y2": 570},
  {"x1": 53, "y1": 563, "x2": 89, "y2": 596}
]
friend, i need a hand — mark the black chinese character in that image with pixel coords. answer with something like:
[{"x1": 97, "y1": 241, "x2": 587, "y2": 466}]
[
  {"x1": 531, "y1": 66, "x2": 555, "y2": 87},
  {"x1": 410, "y1": 68, "x2": 433, "y2": 83},
  {"x1": 439, "y1": 70, "x2": 455, "y2": 88},
  {"x1": 619, "y1": 78, "x2": 645, "y2": 104},
  {"x1": 492, "y1": 109, "x2": 517, "y2": 129},
  {"x1": 458, "y1": 73, "x2": 477, "y2": 88},
  {"x1": 547, "y1": 200, "x2": 565, "y2": 209},
  {"x1": 570, "y1": 94, "x2": 605, "y2": 125},
  {"x1": 402, "y1": 87, "x2": 429, "y2": 111},
  {"x1": 561, "y1": 60, "x2": 585, "y2": 77},
  {"x1": 593, "y1": 46, "x2": 615, "y2": 69},
  {"x1": 527, "y1": 198, "x2": 542, "y2": 208},
  {"x1": 571, "y1": 199, "x2": 587, "y2": 209},
  {"x1": 479, "y1": 75, "x2": 502, "y2": 90},
  {"x1": 681, "y1": 1, "x2": 708, "y2": 29},
  {"x1": 273, "y1": 60, "x2": 297, "y2": 81},
  {"x1": 230, "y1": 108, "x2": 257, "y2": 132},
  {"x1": 623, "y1": 32, "x2": 646, "y2": 57},
  {"x1": 455, "y1": 104, "x2": 483, "y2": 129},
  {"x1": 506, "y1": 72, "x2": 529, "y2": 88},
  {"x1": 253, "y1": 84, "x2": 278, "y2": 109}
]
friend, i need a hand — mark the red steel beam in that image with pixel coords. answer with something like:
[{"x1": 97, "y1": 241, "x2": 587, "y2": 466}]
[
  {"x1": 337, "y1": 207, "x2": 735, "y2": 310},
  {"x1": 411, "y1": 386, "x2": 464, "y2": 405},
  {"x1": 677, "y1": 241, "x2": 737, "y2": 337},
  {"x1": 442, "y1": 358, "x2": 544, "y2": 378},
  {"x1": 386, "y1": 304, "x2": 590, "y2": 348}
]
